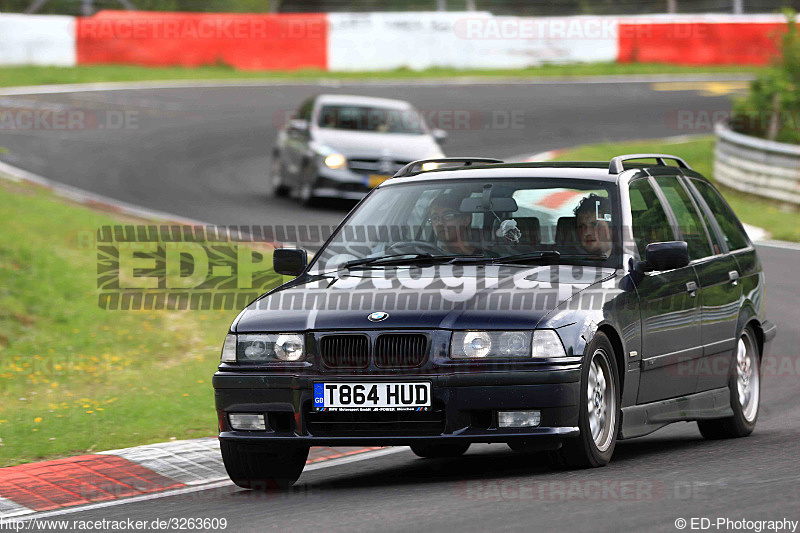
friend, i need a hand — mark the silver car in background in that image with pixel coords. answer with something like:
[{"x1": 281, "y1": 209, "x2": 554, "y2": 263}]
[{"x1": 270, "y1": 94, "x2": 447, "y2": 205}]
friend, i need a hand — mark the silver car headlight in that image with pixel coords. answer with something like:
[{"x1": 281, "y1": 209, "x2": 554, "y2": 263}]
[{"x1": 220, "y1": 333, "x2": 305, "y2": 363}]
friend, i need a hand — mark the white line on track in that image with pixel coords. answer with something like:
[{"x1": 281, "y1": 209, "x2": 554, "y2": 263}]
[
  {"x1": 0, "y1": 74, "x2": 757, "y2": 97},
  {"x1": 14, "y1": 447, "x2": 410, "y2": 521}
]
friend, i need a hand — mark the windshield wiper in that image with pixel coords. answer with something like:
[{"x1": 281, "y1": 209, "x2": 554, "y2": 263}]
[
  {"x1": 489, "y1": 251, "x2": 608, "y2": 265},
  {"x1": 344, "y1": 253, "x2": 485, "y2": 270}
]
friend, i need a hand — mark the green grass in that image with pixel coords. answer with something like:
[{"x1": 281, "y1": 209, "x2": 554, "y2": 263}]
[
  {"x1": 0, "y1": 63, "x2": 765, "y2": 88},
  {"x1": 0, "y1": 178, "x2": 282, "y2": 466},
  {"x1": 551, "y1": 136, "x2": 800, "y2": 242}
]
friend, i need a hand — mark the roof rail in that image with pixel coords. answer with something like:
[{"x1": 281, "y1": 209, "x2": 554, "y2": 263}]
[
  {"x1": 393, "y1": 157, "x2": 504, "y2": 178},
  {"x1": 609, "y1": 153, "x2": 691, "y2": 174}
]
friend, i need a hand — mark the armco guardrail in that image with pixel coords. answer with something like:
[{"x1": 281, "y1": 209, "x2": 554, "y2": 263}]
[{"x1": 714, "y1": 122, "x2": 800, "y2": 205}]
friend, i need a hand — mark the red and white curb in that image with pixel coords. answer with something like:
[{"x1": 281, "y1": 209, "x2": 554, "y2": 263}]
[{"x1": 0, "y1": 438, "x2": 386, "y2": 518}]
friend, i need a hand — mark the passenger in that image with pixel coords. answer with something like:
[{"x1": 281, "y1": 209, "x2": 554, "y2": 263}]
[{"x1": 574, "y1": 194, "x2": 613, "y2": 258}]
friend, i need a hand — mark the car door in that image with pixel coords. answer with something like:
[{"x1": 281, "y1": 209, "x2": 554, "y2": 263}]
[
  {"x1": 630, "y1": 176, "x2": 702, "y2": 404},
  {"x1": 283, "y1": 97, "x2": 314, "y2": 184},
  {"x1": 685, "y1": 177, "x2": 750, "y2": 392}
]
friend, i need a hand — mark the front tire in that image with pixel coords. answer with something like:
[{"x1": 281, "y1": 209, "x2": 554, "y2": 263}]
[
  {"x1": 220, "y1": 440, "x2": 309, "y2": 490},
  {"x1": 410, "y1": 442, "x2": 470, "y2": 458},
  {"x1": 547, "y1": 332, "x2": 619, "y2": 469},
  {"x1": 271, "y1": 154, "x2": 290, "y2": 198},
  {"x1": 698, "y1": 326, "x2": 760, "y2": 439}
]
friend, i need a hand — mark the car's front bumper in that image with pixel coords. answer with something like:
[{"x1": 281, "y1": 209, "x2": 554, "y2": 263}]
[
  {"x1": 309, "y1": 166, "x2": 387, "y2": 200},
  {"x1": 214, "y1": 368, "x2": 581, "y2": 446}
]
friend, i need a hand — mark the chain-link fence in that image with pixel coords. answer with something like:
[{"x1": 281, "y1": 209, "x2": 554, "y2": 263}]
[{"x1": 2, "y1": 0, "x2": 799, "y2": 15}]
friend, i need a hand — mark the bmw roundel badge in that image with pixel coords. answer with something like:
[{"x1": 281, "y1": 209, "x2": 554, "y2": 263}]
[{"x1": 368, "y1": 311, "x2": 389, "y2": 322}]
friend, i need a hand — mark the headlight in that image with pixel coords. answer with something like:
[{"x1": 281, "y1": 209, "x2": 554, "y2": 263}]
[
  {"x1": 450, "y1": 331, "x2": 531, "y2": 359},
  {"x1": 421, "y1": 162, "x2": 439, "y2": 171},
  {"x1": 450, "y1": 330, "x2": 565, "y2": 359},
  {"x1": 274, "y1": 334, "x2": 304, "y2": 361},
  {"x1": 324, "y1": 153, "x2": 346, "y2": 169},
  {"x1": 221, "y1": 333, "x2": 306, "y2": 363},
  {"x1": 532, "y1": 330, "x2": 567, "y2": 358}
]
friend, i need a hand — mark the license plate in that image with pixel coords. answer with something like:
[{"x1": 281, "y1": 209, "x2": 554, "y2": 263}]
[
  {"x1": 314, "y1": 382, "x2": 431, "y2": 412},
  {"x1": 367, "y1": 174, "x2": 391, "y2": 188}
]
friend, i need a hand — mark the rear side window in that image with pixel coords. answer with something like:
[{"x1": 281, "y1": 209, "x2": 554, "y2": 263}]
[
  {"x1": 690, "y1": 180, "x2": 749, "y2": 251},
  {"x1": 629, "y1": 179, "x2": 675, "y2": 258},
  {"x1": 654, "y1": 176, "x2": 712, "y2": 260}
]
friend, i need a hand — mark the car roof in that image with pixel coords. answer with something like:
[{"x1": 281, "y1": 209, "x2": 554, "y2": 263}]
[
  {"x1": 315, "y1": 94, "x2": 414, "y2": 109},
  {"x1": 380, "y1": 163, "x2": 622, "y2": 186}
]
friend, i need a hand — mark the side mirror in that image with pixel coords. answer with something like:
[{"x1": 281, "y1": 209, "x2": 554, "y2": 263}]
[
  {"x1": 643, "y1": 241, "x2": 689, "y2": 272},
  {"x1": 288, "y1": 119, "x2": 309, "y2": 135},
  {"x1": 273, "y1": 248, "x2": 308, "y2": 277},
  {"x1": 432, "y1": 128, "x2": 447, "y2": 143}
]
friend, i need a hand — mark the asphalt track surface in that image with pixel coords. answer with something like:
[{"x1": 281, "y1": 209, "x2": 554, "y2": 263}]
[{"x1": 2, "y1": 78, "x2": 799, "y2": 531}]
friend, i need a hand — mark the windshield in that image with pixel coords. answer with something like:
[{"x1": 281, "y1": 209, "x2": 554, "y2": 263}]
[
  {"x1": 311, "y1": 177, "x2": 620, "y2": 271},
  {"x1": 317, "y1": 105, "x2": 427, "y2": 134}
]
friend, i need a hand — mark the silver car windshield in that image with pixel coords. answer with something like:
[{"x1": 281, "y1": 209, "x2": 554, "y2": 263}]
[
  {"x1": 317, "y1": 105, "x2": 427, "y2": 135},
  {"x1": 311, "y1": 178, "x2": 620, "y2": 271}
]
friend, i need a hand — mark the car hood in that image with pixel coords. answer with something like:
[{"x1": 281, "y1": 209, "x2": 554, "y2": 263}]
[
  {"x1": 312, "y1": 129, "x2": 444, "y2": 160},
  {"x1": 234, "y1": 265, "x2": 617, "y2": 332}
]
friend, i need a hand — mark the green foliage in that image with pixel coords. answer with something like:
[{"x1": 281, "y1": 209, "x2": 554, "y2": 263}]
[
  {"x1": 731, "y1": 9, "x2": 800, "y2": 144},
  {"x1": 0, "y1": 179, "x2": 240, "y2": 465}
]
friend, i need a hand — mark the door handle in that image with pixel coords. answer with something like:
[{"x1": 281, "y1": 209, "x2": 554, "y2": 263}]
[
  {"x1": 728, "y1": 270, "x2": 740, "y2": 286},
  {"x1": 686, "y1": 281, "x2": 698, "y2": 297}
]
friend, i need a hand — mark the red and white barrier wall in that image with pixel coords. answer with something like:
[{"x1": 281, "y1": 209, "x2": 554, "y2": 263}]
[
  {"x1": 0, "y1": 13, "x2": 76, "y2": 66},
  {"x1": 0, "y1": 11, "x2": 794, "y2": 70}
]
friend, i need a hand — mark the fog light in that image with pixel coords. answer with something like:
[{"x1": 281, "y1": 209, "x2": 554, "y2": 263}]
[
  {"x1": 498, "y1": 410, "x2": 541, "y2": 428},
  {"x1": 229, "y1": 413, "x2": 266, "y2": 431}
]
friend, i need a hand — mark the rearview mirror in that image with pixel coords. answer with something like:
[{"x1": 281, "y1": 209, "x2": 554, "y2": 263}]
[
  {"x1": 273, "y1": 248, "x2": 308, "y2": 277},
  {"x1": 432, "y1": 128, "x2": 448, "y2": 143},
  {"x1": 643, "y1": 241, "x2": 689, "y2": 271},
  {"x1": 460, "y1": 196, "x2": 518, "y2": 213}
]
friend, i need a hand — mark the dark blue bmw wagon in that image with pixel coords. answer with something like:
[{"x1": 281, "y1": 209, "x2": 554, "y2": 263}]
[{"x1": 213, "y1": 155, "x2": 777, "y2": 489}]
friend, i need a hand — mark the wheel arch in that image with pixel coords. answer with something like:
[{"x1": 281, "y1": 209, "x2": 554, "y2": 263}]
[
  {"x1": 596, "y1": 324, "x2": 625, "y2": 392},
  {"x1": 737, "y1": 304, "x2": 764, "y2": 360}
]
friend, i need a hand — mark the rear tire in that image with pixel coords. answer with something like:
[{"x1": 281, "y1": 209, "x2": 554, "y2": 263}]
[
  {"x1": 220, "y1": 440, "x2": 309, "y2": 490},
  {"x1": 698, "y1": 326, "x2": 760, "y2": 439},
  {"x1": 547, "y1": 332, "x2": 619, "y2": 470},
  {"x1": 410, "y1": 442, "x2": 470, "y2": 459}
]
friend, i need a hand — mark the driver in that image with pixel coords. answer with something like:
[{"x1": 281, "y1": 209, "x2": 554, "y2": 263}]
[
  {"x1": 574, "y1": 193, "x2": 613, "y2": 258},
  {"x1": 428, "y1": 192, "x2": 478, "y2": 255}
]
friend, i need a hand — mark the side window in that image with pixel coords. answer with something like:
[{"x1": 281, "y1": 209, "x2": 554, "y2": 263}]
[
  {"x1": 654, "y1": 176, "x2": 713, "y2": 260},
  {"x1": 690, "y1": 186, "x2": 722, "y2": 255},
  {"x1": 690, "y1": 179, "x2": 749, "y2": 251},
  {"x1": 629, "y1": 179, "x2": 675, "y2": 258}
]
